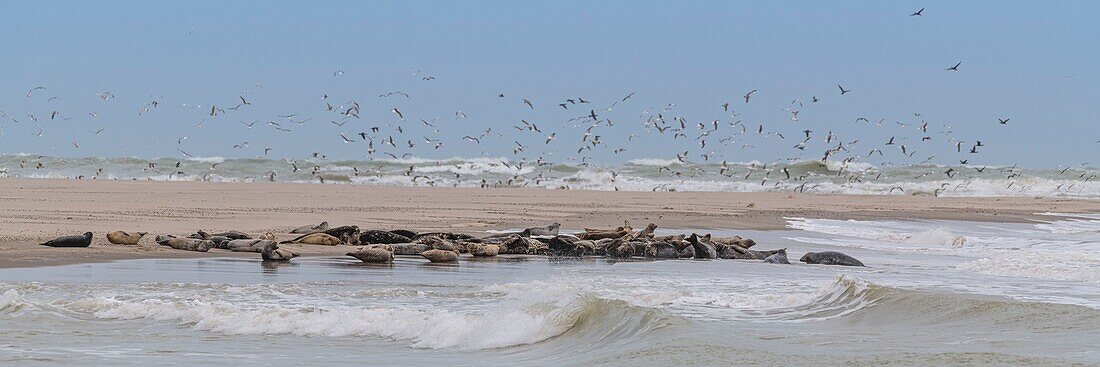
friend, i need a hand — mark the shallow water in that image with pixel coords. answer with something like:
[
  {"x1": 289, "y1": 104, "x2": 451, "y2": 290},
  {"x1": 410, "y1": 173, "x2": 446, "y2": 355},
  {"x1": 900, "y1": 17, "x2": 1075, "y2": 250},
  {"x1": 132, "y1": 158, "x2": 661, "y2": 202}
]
[{"x1": 2, "y1": 216, "x2": 1100, "y2": 366}]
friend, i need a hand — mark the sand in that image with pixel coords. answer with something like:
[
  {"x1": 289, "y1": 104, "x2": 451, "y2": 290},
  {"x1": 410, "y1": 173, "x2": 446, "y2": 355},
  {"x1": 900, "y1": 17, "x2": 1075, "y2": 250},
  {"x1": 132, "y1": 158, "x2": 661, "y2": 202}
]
[{"x1": 1, "y1": 178, "x2": 1097, "y2": 268}]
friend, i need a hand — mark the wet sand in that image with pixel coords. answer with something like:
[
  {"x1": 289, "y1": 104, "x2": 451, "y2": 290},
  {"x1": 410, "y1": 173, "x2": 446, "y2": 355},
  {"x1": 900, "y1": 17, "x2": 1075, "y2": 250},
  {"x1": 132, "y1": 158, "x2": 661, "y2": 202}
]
[{"x1": 1, "y1": 178, "x2": 1097, "y2": 268}]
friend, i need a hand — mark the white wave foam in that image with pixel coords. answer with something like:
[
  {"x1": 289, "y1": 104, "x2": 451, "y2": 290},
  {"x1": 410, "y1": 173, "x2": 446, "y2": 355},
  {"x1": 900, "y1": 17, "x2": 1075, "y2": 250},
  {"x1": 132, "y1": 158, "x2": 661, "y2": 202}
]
[
  {"x1": 1034, "y1": 213, "x2": 1100, "y2": 234},
  {"x1": 959, "y1": 251, "x2": 1100, "y2": 283},
  {"x1": 185, "y1": 156, "x2": 226, "y2": 164},
  {"x1": 0, "y1": 289, "x2": 22, "y2": 312},
  {"x1": 627, "y1": 158, "x2": 681, "y2": 166},
  {"x1": 787, "y1": 218, "x2": 967, "y2": 248},
  {"x1": 68, "y1": 296, "x2": 573, "y2": 350}
]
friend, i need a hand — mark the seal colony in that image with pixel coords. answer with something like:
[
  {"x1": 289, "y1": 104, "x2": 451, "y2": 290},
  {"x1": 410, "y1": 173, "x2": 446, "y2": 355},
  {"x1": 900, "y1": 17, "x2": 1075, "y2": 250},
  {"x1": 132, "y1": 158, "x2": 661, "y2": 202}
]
[{"x1": 36, "y1": 221, "x2": 866, "y2": 267}]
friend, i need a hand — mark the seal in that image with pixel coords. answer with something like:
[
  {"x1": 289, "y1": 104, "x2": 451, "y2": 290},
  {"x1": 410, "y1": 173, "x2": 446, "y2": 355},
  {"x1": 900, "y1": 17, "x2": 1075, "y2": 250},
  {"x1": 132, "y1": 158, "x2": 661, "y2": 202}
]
[
  {"x1": 763, "y1": 249, "x2": 790, "y2": 264},
  {"x1": 799, "y1": 251, "x2": 865, "y2": 267},
  {"x1": 688, "y1": 233, "x2": 717, "y2": 259},
  {"x1": 547, "y1": 236, "x2": 594, "y2": 257},
  {"x1": 321, "y1": 225, "x2": 361, "y2": 245},
  {"x1": 347, "y1": 246, "x2": 394, "y2": 263},
  {"x1": 415, "y1": 236, "x2": 461, "y2": 252},
  {"x1": 282, "y1": 232, "x2": 343, "y2": 246},
  {"x1": 469, "y1": 243, "x2": 500, "y2": 257},
  {"x1": 359, "y1": 230, "x2": 411, "y2": 244},
  {"x1": 644, "y1": 241, "x2": 679, "y2": 259},
  {"x1": 625, "y1": 223, "x2": 658, "y2": 241},
  {"x1": 261, "y1": 242, "x2": 299, "y2": 261},
  {"x1": 290, "y1": 221, "x2": 329, "y2": 234},
  {"x1": 40, "y1": 232, "x2": 93, "y2": 248},
  {"x1": 391, "y1": 243, "x2": 431, "y2": 255},
  {"x1": 106, "y1": 231, "x2": 147, "y2": 245},
  {"x1": 211, "y1": 230, "x2": 251, "y2": 240},
  {"x1": 420, "y1": 249, "x2": 459, "y2": 263},
  {"x1": 154, "y1": 235, "x2": 213, "y2": 252},
  {"x1": 498, "y1": 235, "x2": 534, "y2": 254},
  {"x1": 606, "y1": 239, "x2": 635, "y2": 258},
  {"x1": 226, "y1": 239, "x2": 274, "y2": 252},
  {"x1": 520, "y1": 223, "x2": 561, "y2": 237},
  {"x1": 389, "y1": 229, "x2": 418, "y2": 238},
  {"x1": 578, "y1": 222, "x2": 632, "y2": 240},
  {"x1": 712, "y1": 236, "x2": 755, "y2": 249}
]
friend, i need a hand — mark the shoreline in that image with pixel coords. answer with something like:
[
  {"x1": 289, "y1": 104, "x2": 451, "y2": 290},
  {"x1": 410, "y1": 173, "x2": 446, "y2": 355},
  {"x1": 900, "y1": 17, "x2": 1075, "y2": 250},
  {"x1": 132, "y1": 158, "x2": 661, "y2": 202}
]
[{"x1": 2, "y1": 177, "x2": 1098, "y2": 269}]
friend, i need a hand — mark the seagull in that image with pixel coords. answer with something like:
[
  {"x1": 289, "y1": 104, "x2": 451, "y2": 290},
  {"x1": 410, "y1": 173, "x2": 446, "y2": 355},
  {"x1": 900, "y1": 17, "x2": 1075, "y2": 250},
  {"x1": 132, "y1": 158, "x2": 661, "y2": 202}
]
[
  {"x1": 744, "y1": 90, "x2": 757, "y2": 103},
  {"x1": 997, "y1": 118, "x2": 1010, "y2": 125},
  {"x1": 26, "y1": 87, "x2": 46, "y2": 97},
  {"x1": 946, "y1": 61, "x2": 961, "y2": 71},
  {"x1": 523, "y1": 99, "x2": 534, "y2": 109},
  {"x1": 911, "y1": 7, "x2": 924, "y2": 16},
  {"x1": 838, "y1": 84, "x2": 851, "y2": 95}
]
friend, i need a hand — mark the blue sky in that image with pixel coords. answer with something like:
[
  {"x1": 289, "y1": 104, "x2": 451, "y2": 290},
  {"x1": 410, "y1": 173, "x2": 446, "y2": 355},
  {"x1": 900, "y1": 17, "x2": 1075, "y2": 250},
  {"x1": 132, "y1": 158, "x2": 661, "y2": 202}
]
[{"x1": 1, "y1": 1, "x2": 1097, "y2": 167}]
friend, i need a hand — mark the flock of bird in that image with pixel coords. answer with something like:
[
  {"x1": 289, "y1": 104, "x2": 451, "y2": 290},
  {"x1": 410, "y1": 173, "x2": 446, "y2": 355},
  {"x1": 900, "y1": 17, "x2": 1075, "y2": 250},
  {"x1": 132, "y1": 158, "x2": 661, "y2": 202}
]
[{"x1": 0, "y1": 7, "x2": 1095, "y2": 196}]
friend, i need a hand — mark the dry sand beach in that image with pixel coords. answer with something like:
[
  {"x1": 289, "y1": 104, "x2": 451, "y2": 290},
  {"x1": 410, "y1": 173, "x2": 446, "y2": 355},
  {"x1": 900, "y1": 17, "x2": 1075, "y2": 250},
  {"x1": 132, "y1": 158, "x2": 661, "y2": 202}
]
[{"x1": 1, "y1": 178, "x2": 1097, "y2": 268}]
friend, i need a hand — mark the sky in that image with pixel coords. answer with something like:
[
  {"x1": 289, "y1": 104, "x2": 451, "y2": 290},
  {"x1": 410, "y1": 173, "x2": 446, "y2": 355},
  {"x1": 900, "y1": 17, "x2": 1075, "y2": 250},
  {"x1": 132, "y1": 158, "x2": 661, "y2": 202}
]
[{"x1": 1, "y1": 0, "x2": 1097, "y2": 168}]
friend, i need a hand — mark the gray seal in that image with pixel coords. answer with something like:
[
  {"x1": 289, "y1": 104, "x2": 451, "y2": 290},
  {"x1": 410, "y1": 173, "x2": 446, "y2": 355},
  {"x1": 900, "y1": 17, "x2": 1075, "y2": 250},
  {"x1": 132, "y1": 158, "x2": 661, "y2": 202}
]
[
  {"x1": 226, "y1": 239, "x2": 274, "y2": 253},
  {"x1": 261, "y1": 242, "x2": 298, "y2": 261},
  {"x1": 688, "y1": 233, "x2": 717, "y2": 259},
  {"x1": 155, "y1": 235, "x2": 213, "y2": 252},
  {"x1": 40, "y1": 232, "x2": 93, "y2": 248},
  {"x1": 521, "y1": 223, "x2": 561, "y2": 237},
  {"x1": 644, "y1": 242, "x2": 679, "y2": 259},
  {"x1": 799, "y1": 251, "x2": 865, "y2": 267},
  {"x1": 359, "y1": 230, "x2": 411, "y2": 244},
  {"x1": 347, "y1": 246, "x2": 395, "y2": 263},
  {"x1": 763, "y1": 249, "x2": 790, "y2": 264},
  {"x1": 290, "y1": 221, "x2": 329, "y2": 234}
]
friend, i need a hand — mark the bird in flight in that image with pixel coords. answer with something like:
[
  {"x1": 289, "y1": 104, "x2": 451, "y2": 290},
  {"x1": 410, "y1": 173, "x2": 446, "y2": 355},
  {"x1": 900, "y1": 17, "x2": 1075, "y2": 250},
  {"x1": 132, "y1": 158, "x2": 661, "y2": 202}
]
[
  {"x1": 744, "y1": 90, "x2": 757, "y2": 103},
  {"x1": 911, "y1": 8, "x2": 924, "y2": 16},
  {"x1": 946, "y1": 61, "x2": 961, "y2": 71},
  {"x1": 998, "y1": 118, "x2": 1010, "y2": 125},
  {"x1": 838, "y1": 85, "x2": 851, "y2": 95}
]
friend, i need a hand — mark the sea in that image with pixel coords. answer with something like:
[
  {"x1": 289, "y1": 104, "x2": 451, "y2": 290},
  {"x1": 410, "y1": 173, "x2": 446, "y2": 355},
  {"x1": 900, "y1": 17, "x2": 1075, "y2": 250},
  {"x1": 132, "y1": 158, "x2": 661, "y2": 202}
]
[
  {"x1": 2, "y1": 214, "x2": 1099, "y2": 366},
  {"x1": 1, "y1": 154, "x2": 1098, "y2": 197}
]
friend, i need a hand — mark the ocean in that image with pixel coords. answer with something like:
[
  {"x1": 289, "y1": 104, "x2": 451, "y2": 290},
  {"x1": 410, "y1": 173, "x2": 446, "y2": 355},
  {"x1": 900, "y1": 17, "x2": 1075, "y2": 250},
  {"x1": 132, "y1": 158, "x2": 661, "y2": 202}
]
[
  {"x1": 2, "y1": 154, "x2": 1098, "y2": 198},
  {"x1": 2, "y1": 214, "x2": 1099, "y2": 366}
]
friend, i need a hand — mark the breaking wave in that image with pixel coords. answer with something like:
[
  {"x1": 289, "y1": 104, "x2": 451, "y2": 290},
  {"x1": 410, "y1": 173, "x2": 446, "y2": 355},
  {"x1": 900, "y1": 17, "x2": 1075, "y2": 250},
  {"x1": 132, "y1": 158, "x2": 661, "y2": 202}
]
[{"x1": 2, "y1": 154, "x2": 1098, "y2": 198}]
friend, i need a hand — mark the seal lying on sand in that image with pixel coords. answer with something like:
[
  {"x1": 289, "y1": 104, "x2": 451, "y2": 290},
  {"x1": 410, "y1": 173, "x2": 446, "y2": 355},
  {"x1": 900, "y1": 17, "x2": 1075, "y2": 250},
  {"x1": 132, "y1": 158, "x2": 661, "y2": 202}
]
[
  {"x1": 469, "y1": 244, "x2": 500, "y2": 257},
  {"x1": 281, "y1": 232, "x2": 343, "y2": 246},
  {"x1": 606, "y1": 239, "x2": 635, "y2": 258},
  {"x1": 520, "y1": 223, "x2": 561, "y2": 237},
  {"x1": 261, "y1": 242, "x2": 298, "y2": 261},
  {"x1": 210, "y1": 230, "x2": 251, "y2": 240},
  {"x1": 497, "y1": 235, "x2": 534, "y2": 254},
  {"x1": 154, "y1": 235, "x2": 213, "y2": 252},
  {"x1": 763, "y1": 249, "x2": 790, "y2": 264},
  {"x1": 347, "y1": 245, "x2": 395, "y2": 263},
  {"x1": 106, "y1": 231, "x2": 146, "y2": 245},
  {"x1": 390, "y1": 243, "x2": 431, "y2": 255},
  {"x1": 40, "y1": 232, "x2": 93, "y2": 248},
  {"x1": 421, "y1": 249, "x2": 459, "y2": 263},
  {"x1": 226, "y1": 239, "x2": 275, "y2": 253},
  {"x1": 290, "y1": 221, "x2": 329, "y2": 234},
  {"x1": 712, "y1": 236, "x2": 756, "y2": 249},
  {"x1": 359, "y1": 230, "x2": 411, "y2": 244},
  {"x1": 578, "y1": 222, "x2": 632, "y2": 240},
  {"x1": 547, "y1": 236, "x2": 595, "y2": 257},
  {"x1": 800, "y1": 251, "x2": 865, "y2": 267},
  {"x1": 645, "y1": 242, "x2": 679, "y2": 259},
  {"x1": 688, "y1": 233, "x2": 717, "y2": 259}
]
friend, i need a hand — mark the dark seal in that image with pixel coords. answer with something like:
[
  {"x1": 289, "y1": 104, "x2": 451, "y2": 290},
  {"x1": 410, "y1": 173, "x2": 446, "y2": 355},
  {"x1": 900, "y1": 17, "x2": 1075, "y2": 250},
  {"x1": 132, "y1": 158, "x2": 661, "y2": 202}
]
[
  {"x1": 40, "y1": 232, "x2": 93, "y2": 248},
  {"x1": 799, "y1": 251, "x2": 865, "y2": 267}
]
